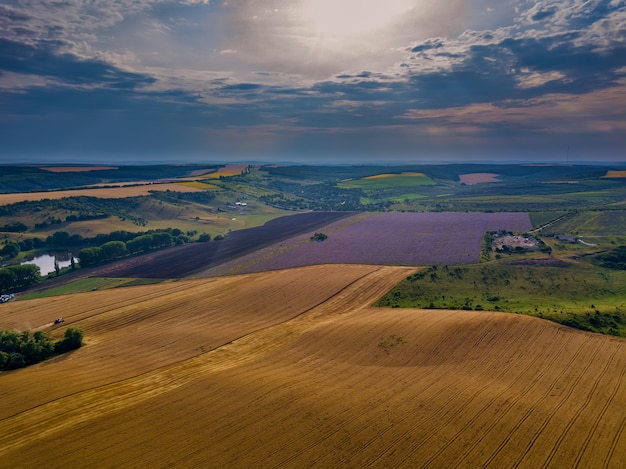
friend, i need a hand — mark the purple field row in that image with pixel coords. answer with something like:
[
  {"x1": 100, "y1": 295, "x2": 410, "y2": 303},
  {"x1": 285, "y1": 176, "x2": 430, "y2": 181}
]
[{"x1": 199, "y1": 211, "x2": 532, "y2": 276}]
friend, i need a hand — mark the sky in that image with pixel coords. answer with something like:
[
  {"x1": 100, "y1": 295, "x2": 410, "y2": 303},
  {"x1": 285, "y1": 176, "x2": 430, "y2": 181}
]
[{"x1": 0, "y1": 0, "x2": 625, "y2": 165}]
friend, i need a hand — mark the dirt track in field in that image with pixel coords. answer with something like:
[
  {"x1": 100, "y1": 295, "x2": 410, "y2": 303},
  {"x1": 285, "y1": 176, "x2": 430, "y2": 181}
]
[{"x1": 1, "y1": 264, "x2": 625, "y2": 468}]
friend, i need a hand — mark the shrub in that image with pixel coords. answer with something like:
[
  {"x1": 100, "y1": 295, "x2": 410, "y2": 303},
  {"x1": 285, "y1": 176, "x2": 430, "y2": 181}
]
[
  {"x1": 0, "y1": 328, "x2": 82, "y2": 370},
  {"x1": 310, "y1": 232, "x2": 328, "y2": 242},
  {"x1": 54, "y1": 328, "x2": 83, "y2": 353}
]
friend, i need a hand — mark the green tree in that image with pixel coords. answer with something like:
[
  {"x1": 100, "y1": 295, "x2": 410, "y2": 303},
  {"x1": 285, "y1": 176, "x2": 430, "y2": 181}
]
[
  {"x1": 9, "y1": 264, "x2": 40, "y2": 288},
  {"x1": 78, "y1": 247, "x2": 103, "y2": 267},
  {"x1": 18, "y1": 238, "x2": 34, "y2": 251},
  {"x1": 1, "y1": 243, "x2": 20, "y2": 259},
  {"x1": 0, "y1": 328, "x2": 80, "y2": 370},
  {"x1": 126, "y1": 235, "x2": 152, "y2": 253},
  {"x1": 101, "y1": 240, "x2": 127, "y2": 260},
  {"x1": 7, "y1": 353, "x2": 25, "y2": 369},
  {"x1": 150, "y1": 232, "x2": 173, "y2": 249},
  {"x1": 49, "y1": 231, "x2": 71, "y2": 247},
  {"x1": 0, "y1": 268, "x2": 17, "y2": 293},
  {"x1": 54, "y1": 328, "x2": 83, "y2": 353}
]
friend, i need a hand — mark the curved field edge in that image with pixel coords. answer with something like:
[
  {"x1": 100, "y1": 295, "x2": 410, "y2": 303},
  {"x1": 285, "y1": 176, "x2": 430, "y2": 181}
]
[
  {"x1": 0, "y1": 264, "x2": 385, "y2": 418},
  {"x1": 1, "y1": 264, "x2": 625, "y2": 468},
  {"x1": 377, "y1": 262, "x2": 626, "y2": 337}
]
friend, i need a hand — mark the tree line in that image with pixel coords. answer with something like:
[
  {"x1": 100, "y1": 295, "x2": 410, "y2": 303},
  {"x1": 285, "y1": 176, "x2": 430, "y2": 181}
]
[
  {"x1": 0, "y1": 227, "x2": 207, "y2": 292},
  {"x1": 0, "y1": 328, "x2": 83, "y2": 370},
  {"x1": 1, "y1": 227, "x2": 197, "y2": 263},
  {"x1": 78, "y1": 232, "x2": 178, "y2": 267},
  {"x1": 0, "y1": 264, "x2": 41, "y2": 293}
]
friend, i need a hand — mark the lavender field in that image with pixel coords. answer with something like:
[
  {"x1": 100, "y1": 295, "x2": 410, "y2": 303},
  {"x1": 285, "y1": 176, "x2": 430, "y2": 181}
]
[{"x1": 198, "y1": 212, "x2": 532, "y2": 277}]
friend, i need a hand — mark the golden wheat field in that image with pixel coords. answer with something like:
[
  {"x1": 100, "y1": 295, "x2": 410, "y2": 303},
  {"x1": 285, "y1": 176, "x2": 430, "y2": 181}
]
[
  {"x1": 1, "y1": 264, "x2": 625, "y2": 468},
  {"x1": 0, "y1": 183, "x2": 202, "y2": 206}
]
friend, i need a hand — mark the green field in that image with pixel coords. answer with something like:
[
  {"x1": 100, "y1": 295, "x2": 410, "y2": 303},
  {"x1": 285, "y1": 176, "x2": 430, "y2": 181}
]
[
  {"x1": 338, "y1": 172, "x2": 435, "y2": 191},
  {"x1": 376, "y1": 261, "x2": 626, "y2": 336},
  {"x1": 539, "y1": 210, "x2": 626, "y2": 237},
  {"x1": 528, "y1": 210, "x2": 572, "y2": 228}
]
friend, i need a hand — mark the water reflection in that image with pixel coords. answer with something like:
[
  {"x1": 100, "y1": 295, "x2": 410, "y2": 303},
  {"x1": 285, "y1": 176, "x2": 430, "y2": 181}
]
[{"x1": 21, "y1": 252, "x2": 77, "y2": 276}]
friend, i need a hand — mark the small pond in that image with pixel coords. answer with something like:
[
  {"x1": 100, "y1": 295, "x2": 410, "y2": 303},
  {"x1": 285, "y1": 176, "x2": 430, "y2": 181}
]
[{"x1": 21, "y1": 252, "x2": 78, "y2": 276}]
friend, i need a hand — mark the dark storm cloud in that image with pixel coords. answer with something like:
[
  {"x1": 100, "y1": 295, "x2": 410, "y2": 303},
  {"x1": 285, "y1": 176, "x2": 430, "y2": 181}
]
[{"x1": 0, "y1": 38, "x2": 155, "y2": 89}]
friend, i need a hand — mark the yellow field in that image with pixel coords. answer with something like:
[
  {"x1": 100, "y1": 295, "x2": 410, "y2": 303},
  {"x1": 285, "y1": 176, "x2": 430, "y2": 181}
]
[
  {"x1": 364, "y1": 171, "x2": 426, "y2": 179},
  {"x1": 177, "y1": 181, "x2": 219, "y2": 190},
  {"x1": 201, "y1": 164, "x2": 248, "y2": 179},
  {"x1": 604, "y1": 170, "x2": 626, "y2": 178},
  {"x1": 1, "y1": 264, "x2": 625, "y2": 467},
  {"x1": 0, "y1": 184, "x2": 203, "y2": 206}
]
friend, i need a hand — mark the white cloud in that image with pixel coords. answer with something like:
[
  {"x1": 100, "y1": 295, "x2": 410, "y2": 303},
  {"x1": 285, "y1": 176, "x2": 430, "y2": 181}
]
[{"x1": 516, "y1": 70, "x2": 566, "y2": 88}]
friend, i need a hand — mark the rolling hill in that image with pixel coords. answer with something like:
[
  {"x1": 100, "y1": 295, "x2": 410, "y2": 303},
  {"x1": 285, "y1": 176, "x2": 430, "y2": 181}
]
[{"x1": 1, "y1": 264, "x2": 625, "y2": 468}]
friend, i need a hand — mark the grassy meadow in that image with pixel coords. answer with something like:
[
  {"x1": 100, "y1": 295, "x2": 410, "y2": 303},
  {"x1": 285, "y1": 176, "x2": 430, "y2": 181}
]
[
  {"x1": 338, "y1": 172, "x2": 435, "y2": 191},
  {"x1": 377, "y1": 261, "x2": 626, "y2": 336}
]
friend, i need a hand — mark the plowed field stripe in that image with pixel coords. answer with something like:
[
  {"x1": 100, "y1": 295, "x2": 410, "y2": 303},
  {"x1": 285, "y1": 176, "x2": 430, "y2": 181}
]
[
  {"x1": 540, "y1": 344, "x2": 619, "y2": 468},
  {"x1": 510, "y1": 336, "x2": 602, "y2": 468}
]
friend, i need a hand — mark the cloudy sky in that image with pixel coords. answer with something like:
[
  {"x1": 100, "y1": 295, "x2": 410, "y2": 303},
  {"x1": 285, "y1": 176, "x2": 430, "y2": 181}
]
[{"x1": 1, "y1": 0, "x2": 625, "y2": 164}]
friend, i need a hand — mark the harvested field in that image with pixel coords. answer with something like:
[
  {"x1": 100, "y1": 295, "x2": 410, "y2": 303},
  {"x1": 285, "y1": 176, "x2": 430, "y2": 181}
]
[
  {"x1": 603, "y1": 170, "x2": 626, "y2": 178},
  {"x1": 177, "y1": 181, "x2": 218, "y2": 190},
  {"x1": 200, "y1": 211, "x2": 532, "y2": 276},
  {"x1": 0, "y1": 184, "x2": 202, "y2": 206},
  {"x1": 1, "y1": 264, "x2": 625, "y2": 468},
  {"x1": 200, "y1": 164, "x2": 248, "y2": 178}
]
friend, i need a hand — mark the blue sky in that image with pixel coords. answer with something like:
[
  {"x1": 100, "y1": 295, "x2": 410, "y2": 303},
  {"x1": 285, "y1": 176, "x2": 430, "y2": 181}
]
[{"x1": 0, "y1": 0, "x2": 625, "y2": 164}]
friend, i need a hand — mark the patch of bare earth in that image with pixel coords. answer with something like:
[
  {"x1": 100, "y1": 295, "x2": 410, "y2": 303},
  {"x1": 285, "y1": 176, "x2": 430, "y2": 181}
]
[
  {"x1": 1, "y1": 264, "x2": 625, "y2": 468},
  {"x1": 459, "y1": 172, "x2": 502, "y2": 184}
]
